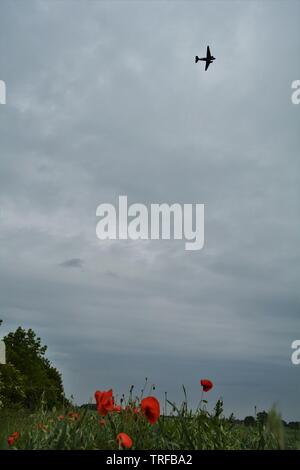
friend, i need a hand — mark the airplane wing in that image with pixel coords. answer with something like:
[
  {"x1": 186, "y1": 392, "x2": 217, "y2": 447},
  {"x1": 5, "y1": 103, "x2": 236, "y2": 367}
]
[
  {"x1": 206, "y1": 46, "x2": 212, "y2": 60},
  {"x1": 205, "y1": 60, "x2": 211, "y2": 71}
]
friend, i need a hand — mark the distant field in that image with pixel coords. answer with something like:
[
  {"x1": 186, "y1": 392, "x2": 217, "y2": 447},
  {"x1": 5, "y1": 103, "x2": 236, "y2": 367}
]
[{"x1": 1, "y1": 404, "x2": 299, "y2": 450}]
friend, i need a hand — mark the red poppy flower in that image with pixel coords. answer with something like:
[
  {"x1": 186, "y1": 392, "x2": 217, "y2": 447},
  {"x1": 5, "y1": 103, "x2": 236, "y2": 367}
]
[
  {"x1": 114, "y1": 405, "x2": 122, "y2": 413},
  {"x1": 200, "y1": 379, "x2": 213, "y2": 392},
  {"x1": 8, "y1": 436, "x2": 15, "y2": 447},
  {"x1": 141, "y1": 396, "x2": 160, "y2": 425},
  {"x1": 95, "y1": 389, "x2": 115, "y2": 416},
  {"x1": 58, "y1": 415, "x2": 65, "y2": 420},
  {"x1": 8, "y1": 432, "x2": 20, "y2": 447},
  {"x1": 133, "y1": 407, "x2": 139, "y2": 414},
  {"x1": 116, "y1": 432, "x2": 133, "y2": 449}
]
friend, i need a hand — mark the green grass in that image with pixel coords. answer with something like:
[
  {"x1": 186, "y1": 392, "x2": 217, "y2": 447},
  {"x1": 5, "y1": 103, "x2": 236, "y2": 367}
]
[{"x1": 1, "y1": 396, "x2": 299, "y2": 450}]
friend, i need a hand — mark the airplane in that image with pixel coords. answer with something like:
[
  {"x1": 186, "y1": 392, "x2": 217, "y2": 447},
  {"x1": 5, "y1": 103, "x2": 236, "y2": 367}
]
[{"x1": 195, "y1": 46, "x2": 215, "y2": 71}]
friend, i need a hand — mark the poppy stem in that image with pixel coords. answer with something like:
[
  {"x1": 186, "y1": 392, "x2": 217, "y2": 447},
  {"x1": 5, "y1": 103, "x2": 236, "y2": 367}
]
[
  {"x1": 196, "y1": 390, "x2": 204, "y2": 413},
  {"x1": 106, "y1": 411, "x2": 117, "y2": 436},
  {"x1": 140, "y1": 377, "x2": 148, "y2": 400},
  {"x1": 164, "y1": 392, "x2": 168, "y2": 417}
]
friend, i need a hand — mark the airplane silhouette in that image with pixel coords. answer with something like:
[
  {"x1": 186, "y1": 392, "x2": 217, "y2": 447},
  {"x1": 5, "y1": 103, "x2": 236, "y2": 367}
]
[{"x1": 195, "y1": 46, "x2": 215, "y2": 71}]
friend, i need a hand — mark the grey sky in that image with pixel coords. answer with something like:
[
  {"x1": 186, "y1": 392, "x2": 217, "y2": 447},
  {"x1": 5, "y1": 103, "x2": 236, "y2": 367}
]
[{"x1": 0, "y1": 0, "x2": 299, "y2": 420}]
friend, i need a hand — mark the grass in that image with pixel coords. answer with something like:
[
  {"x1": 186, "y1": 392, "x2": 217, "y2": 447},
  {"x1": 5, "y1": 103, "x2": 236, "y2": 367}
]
[{"x1": 1, "y1": 389, "x2": 299, "y2": 450}]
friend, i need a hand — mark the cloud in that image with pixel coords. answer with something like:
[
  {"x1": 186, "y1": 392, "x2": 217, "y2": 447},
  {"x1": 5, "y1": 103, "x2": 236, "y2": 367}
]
[{"x1": 59, "y1": 258, "x2": 84, "y2": 269}]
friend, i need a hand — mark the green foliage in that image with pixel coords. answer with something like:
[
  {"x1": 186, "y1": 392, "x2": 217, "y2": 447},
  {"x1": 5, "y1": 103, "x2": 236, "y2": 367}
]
[
  {"x1": 244, "y1": 416, "x2": 256, "y2": 427},
  {"x1": 0, "y1": 364, "x2": 26, "y2": 408},
  {"x1": 266, "y1": 406, "x2": 285, "y2": 450},
  {"x1": 256, "y1": 411, "x2": 268, "y2": 425},
  {"x1": 0, "y1": 395, "x2": 299, "y2": 450},
  {"x1": 0, "y1": 322, "x2": 65, "y2": 410}
]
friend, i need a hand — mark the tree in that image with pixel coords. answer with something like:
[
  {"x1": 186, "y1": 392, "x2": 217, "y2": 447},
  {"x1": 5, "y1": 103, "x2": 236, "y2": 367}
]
[
  {"x1": 0, "y1": 322, "x2": 66, "y2": 409},
  {"x1": 0, "y1": 363, "x2": 26, "y2": 408},
  {"x1": 257, "y1": 411, "x2": 268, "y2": 425},
  {"x1": 288, "y1": 421, "x2": 300, "y2": 430},
  {"x1": 244, "y1": 416, "x2": 256, "y2": 427}
]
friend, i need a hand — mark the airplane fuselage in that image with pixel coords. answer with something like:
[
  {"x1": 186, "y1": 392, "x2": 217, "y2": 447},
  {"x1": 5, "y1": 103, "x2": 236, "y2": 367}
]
[{"x1": 200, "y1": 57, "x2": 215, "y2": 62}]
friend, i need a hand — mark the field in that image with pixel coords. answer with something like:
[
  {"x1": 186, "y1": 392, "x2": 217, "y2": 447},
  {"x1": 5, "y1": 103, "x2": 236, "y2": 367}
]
[{"x1": 1, "y1": 387, "x2": 299, "y2": 450}]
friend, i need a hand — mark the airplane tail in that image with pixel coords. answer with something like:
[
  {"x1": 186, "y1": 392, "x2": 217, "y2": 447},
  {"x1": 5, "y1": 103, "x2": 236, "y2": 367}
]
[{"x1": 195, "y1": 56, "x2": 200, "y2": 63}]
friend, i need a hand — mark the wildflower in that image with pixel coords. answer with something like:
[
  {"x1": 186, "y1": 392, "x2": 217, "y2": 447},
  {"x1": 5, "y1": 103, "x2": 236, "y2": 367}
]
[
  {"x1": 114, "y1": 405, "x2": 122, "y2": 413},
  {"x1": 200, "y1": 379, "x2": 213, "y2": 392},
  {"x1": 7, "y1": 437, "x2": 15, "y2": 447},
  {"x1": 68, "y1": 412, "x2": 80, "y2": 421},
  {"x1": 58, "y1": 415, "x2": 65, "y2": 421},
  {"x1": 116, "y1": 432, "x2": 133, "y2": 449},
  {"x1": 141, "y1": 396, "x2": 160, "y2": 425},
  {"x1": 7, "y1": 432, "x2": 20, "y2": 447},
  {"x1": 95, "y1": 389, "x2": 115, "y2": 416}
]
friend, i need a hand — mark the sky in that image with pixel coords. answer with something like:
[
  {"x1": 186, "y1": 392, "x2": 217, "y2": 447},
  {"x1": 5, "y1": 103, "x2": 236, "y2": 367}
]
[{"x1": 0, "y1": 0, "x2": 299, "y2": 420}]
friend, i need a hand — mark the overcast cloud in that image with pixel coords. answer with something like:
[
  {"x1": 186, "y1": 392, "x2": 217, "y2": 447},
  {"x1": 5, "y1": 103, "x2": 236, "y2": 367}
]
[{"x1": 0, "y1": 0, "x2": 299, "y2": 420}]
